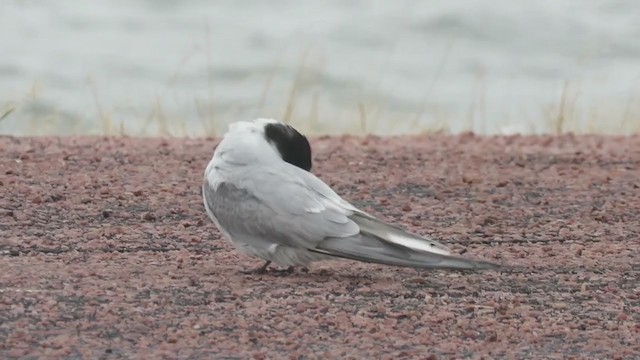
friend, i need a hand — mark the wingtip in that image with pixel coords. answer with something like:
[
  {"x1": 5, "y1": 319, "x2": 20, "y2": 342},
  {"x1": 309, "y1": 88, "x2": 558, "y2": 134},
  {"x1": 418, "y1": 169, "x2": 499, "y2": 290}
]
[
  {"x1": 436, "y1": 256, "x2": 503, "y2": 271},
  {"x1": 473, "y1": 260, "x2": 503, "y2": 271}
]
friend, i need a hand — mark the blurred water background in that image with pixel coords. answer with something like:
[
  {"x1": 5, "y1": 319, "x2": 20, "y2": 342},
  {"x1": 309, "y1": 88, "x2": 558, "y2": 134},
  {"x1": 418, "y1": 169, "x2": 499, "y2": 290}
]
[{"x1": 1, "y1": 0, "x2": 639, "y2": 137}]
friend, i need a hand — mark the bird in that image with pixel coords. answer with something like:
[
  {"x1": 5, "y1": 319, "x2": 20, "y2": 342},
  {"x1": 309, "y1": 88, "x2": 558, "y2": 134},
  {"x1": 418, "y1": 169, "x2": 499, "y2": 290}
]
[{"x1": 202, "y1": 118, "x2": 500, "y2": 274}]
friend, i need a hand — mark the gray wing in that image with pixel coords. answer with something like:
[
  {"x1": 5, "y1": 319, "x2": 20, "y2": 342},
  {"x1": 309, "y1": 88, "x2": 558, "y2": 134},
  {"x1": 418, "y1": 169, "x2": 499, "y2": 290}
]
[
  {"x1": 203, "y1": 165, "x2": 360, "y2": 250},
  {"x1": 294, "y1": 166, "x2": 501, "y2": 270},
  {"x1": 205, "y1": 163, "x2": 501, "y2": 270}
]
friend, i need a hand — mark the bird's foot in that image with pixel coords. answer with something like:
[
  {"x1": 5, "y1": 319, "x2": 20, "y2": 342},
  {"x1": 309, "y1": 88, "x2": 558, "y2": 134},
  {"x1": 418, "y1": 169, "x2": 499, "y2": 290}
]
[
  {"x1": 239, "y1": 262, "x2": 309, "y2": 276},
  {"x1": 239, "y1": 260, "x2": 272, "y2": 275},
  {"x1": 271, "y1": 266, "x2": 296, "y2": 276}
]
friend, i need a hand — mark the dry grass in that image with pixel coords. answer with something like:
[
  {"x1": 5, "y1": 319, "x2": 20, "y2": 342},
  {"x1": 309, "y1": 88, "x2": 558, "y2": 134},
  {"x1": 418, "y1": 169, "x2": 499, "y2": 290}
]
[
  {"x1": 2, "y1": 87, "x2": 639, "y2": 138},
  {"x1": 0, "y1": 107, "x2": 15, "y2": 122},
  {"x1": 1, "y1": 47, "x2": 639, "y2": 138}
]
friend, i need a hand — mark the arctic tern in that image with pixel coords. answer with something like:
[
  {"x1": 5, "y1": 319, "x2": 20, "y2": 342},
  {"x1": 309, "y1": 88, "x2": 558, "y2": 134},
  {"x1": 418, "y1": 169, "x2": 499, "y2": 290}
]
[{"x1": 203, "y1": 118, "x2": 500, "y2": 273}]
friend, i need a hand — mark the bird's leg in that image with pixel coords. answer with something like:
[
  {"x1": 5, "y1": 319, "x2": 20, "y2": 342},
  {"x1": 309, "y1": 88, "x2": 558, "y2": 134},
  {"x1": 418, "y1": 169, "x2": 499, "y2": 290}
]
[
  {"x1": 258, "y1": 261, "x2": 272, "y2": 273},
  {"x1": 240, "y1": 260, "x2": 272, "y2": 274}
]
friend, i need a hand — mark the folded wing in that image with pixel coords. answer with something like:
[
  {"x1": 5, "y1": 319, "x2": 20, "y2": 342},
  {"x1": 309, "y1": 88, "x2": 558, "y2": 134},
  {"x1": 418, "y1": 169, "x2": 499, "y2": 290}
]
[{"x1": 205, "y1": 163, "x2": 500, "y2": 270}]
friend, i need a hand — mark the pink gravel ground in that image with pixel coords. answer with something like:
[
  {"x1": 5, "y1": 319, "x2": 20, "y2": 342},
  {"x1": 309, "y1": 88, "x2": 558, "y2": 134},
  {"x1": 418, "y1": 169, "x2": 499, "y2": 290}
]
[{"x1": 0, "y1": 134, "x2": 639, "y2": 359}]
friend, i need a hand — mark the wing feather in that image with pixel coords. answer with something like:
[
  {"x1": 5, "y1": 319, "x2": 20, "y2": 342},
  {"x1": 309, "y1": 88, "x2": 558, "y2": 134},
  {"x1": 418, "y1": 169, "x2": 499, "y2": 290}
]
[
  {"x1": 203, "y1": 165, "x2": 359, "y2": 251},
  {"x1": 204, "y1": 162, "x2": 500, "y2": 270}
]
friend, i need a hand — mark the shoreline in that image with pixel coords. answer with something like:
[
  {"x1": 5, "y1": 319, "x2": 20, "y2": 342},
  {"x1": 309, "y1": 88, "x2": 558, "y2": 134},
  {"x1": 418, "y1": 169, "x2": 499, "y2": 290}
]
[{"x1": 1, "y1": 134, "x2": 638, "y2": 358}]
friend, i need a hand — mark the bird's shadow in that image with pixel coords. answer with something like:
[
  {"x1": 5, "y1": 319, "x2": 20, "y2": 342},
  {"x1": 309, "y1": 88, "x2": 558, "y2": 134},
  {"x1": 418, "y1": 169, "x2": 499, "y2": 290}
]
[{"x1": 231, "y1": 262, "x2": 520, "y2": 282}]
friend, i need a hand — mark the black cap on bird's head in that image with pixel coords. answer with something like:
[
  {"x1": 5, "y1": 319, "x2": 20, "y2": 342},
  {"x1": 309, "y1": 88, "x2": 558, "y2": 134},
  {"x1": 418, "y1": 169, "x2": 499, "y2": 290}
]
[{"x1": 262, "y1": 121, "x2": 312, "y2": 171}]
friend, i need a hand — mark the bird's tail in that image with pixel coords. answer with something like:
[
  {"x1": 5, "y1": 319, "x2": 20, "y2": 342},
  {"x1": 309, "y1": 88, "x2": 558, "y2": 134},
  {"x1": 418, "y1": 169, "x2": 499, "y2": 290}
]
[{"x1": 313, "y1": 213, "x2": 500, "y2": 271}]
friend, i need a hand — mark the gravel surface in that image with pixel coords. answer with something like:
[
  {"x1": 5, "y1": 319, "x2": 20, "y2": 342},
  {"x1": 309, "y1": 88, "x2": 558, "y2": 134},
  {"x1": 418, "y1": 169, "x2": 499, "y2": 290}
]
[{"x1": 1, "y1": 134, "x2": 639, "y2": 359}]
